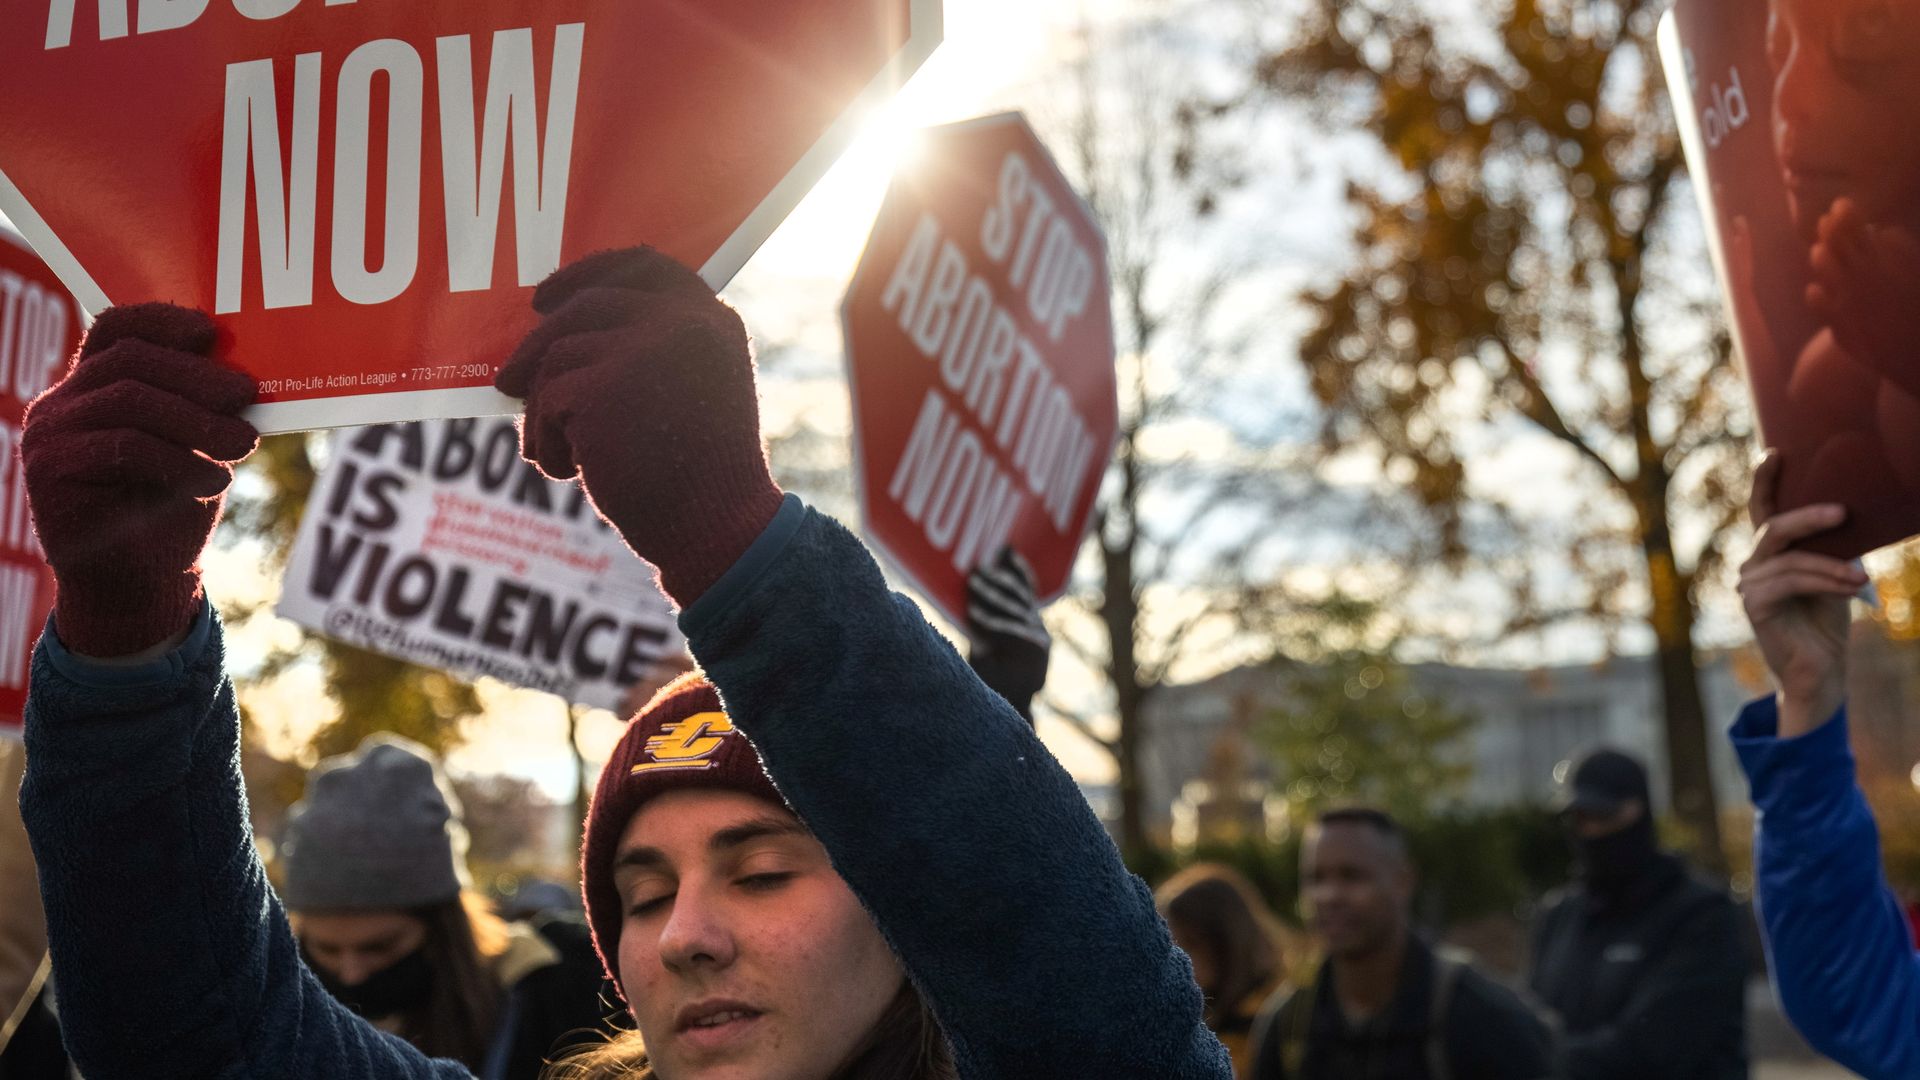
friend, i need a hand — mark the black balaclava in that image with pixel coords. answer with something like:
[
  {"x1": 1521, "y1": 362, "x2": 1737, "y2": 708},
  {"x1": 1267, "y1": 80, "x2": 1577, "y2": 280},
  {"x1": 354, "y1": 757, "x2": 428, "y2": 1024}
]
[
  {"x1": 310, "y1": 948, "x2": 435, "y2": 1020},
  {"x1": 1574, "y1": 811, "x2": 1659, "y2": 898},
  {"x1": 1558, "y1": 747, "x2": 1659, "y2": 900}
]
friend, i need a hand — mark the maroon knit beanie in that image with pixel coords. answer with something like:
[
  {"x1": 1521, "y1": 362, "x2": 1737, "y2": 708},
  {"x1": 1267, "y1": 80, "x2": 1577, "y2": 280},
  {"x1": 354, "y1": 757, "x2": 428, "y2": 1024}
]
[{"x1": 580, "y1": 672, "x2": 785, "y2": 999}]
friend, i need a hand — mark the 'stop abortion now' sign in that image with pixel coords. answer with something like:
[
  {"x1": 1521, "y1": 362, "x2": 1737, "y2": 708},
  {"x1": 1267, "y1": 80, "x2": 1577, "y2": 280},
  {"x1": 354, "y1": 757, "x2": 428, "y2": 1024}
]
[
  {"x1": 0, "y1": 227, "x2": 79, "y2": 739},
  {"x1": 0, "y1": 0, "x2": 940, "y2": 433},
  {"x1": 842, "y1": 113, "x2": 1116, "y2": 627}
]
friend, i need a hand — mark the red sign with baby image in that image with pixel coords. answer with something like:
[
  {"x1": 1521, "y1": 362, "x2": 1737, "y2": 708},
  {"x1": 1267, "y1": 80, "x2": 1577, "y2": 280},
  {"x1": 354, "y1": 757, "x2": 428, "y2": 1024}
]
[
  {"x1": 1661, "y1": 2, "x2": 1920, "y2": 557},
  {"x1": 0, "y1": 228, "x2": 77, "y2": 739}
]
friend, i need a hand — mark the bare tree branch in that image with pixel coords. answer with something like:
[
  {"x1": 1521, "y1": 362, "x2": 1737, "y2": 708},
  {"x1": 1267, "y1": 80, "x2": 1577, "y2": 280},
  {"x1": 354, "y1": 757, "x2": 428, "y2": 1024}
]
[
  {"x1": 1041, "y1": 695, "x2": 1120, "y2": 755},
  {"x1": 1498, "y1": 352, "x2": 1628, "y2": 490}
]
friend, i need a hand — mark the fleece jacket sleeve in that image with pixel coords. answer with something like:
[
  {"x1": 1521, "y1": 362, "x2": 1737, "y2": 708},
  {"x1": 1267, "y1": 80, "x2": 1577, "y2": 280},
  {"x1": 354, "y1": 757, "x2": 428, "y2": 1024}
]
[
  {"x1": 19, "y1": 603, "x2": 473, "y2": 1080},
  {"x1": 1732, "y1": 694, "x2": 1920, "y2": 1080},
  {"x1": 680, "y1": 498, "x2": 1231, "y2": 1080}
]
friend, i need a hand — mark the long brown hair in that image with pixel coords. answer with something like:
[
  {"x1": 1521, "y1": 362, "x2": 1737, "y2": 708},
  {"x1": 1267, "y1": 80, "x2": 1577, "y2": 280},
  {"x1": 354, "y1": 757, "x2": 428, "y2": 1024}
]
[
  {"x1": 542, "y1": 982, "x2": 955, "y2": 1080},
  {"x1": 1155, "y1": 863, "x2": 1286, "y2": 1025},
  {"x1": 397, "y1": 891, "x2": 510, "y2": 1070}
]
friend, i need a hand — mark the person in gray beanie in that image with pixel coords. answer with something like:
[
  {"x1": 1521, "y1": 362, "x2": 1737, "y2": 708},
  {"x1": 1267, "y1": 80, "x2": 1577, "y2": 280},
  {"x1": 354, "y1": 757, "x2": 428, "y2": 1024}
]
[
  {"x1": 282, "y1": 734, "x2": 619, "y2": 1079},
  {"x1": 282, "y1": 734, "x2": 472, "y2": 913}
]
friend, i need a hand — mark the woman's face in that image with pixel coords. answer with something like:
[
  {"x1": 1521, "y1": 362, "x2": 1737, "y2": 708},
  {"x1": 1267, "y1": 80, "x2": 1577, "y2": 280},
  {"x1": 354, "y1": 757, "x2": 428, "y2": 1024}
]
[
  {"x1": 1768, "y1": 0, "x2": 1920, "y2": 241},
  {"x1": 613, "y1": 789, "x2": 904, "y2": 1080},
  {"x1": 295, "y1": 910, "x2": 427, "y2": 986}
]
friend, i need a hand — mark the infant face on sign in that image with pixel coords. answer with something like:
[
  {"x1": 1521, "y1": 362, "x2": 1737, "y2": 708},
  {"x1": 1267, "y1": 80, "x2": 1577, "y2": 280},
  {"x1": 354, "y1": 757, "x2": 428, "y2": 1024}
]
[
  {"x1": 1769, "y1": 0, "x2": 1920, "y2": 243},
  {"x1": 1766, "y1": 0, "x2": 1920, "y2": 455}
]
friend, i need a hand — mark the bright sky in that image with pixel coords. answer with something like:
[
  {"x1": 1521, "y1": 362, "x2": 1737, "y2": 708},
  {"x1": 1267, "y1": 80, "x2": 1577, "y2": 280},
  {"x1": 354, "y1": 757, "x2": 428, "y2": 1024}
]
[{"x1": 734, "y1": 1, "x2": 1066, "y2": 287}]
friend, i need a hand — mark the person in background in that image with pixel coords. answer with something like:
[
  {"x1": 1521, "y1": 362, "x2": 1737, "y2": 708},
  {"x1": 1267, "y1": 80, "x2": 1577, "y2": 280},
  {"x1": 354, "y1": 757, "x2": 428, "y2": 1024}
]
[
  {"x1": 0, "y1": 741, "x2": 68, "y2": 1079},
  {"x1": 964, "y1": 547, "x2": 1051, "y2": 725},
  {"x1": 1157, "y1": 864, "x2": 1289, "y2": 1077},
  {"x1": 0, "y1": 741, "x2": 43, "y2": 1025},
  {"x1": 1248, "y1": 807, "x2": 1552, "y2": 1080},
  {"x1": 497, "y1": 881, "x2": 584, "y2": 924},
  {"x1": 279, "y1": 733, "x2": 618, "y2": 1078},
  {"x1": 1727, "y1": 452, "x2": 1920, "y2": 1078},
  {"x1": 1526, "y1": 748, "x2": 1748, "y2": 1079}
]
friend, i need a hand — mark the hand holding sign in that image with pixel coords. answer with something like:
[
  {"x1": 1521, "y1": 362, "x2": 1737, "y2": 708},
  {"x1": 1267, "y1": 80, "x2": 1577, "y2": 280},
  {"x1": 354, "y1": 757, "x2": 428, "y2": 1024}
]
[
  {"x1": 965, "y1": 547, "x2": 1050, "y2": 723},
  {"x1": 497, "y1": 248, "x2": 783, "y2": 606},
  {"x1": 20, "y1": 304, "x2": 258, "y2": 657},
  {"x1": 1737, "y1": 451, "x2": 1865, "y2": 738}
]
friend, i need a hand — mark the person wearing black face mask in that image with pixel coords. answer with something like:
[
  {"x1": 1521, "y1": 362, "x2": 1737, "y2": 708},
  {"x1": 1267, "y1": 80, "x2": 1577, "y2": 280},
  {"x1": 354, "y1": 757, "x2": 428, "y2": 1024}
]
[
  {"x1": 281, "y1": 734, "x2": 622, "y2": 1079},
  {"x1": 1526, "y1": 748, "x2": 1749, "y2": 1080},
  {"x1": 309, "y1": 941, "x2": 438, "y2": 1019}
]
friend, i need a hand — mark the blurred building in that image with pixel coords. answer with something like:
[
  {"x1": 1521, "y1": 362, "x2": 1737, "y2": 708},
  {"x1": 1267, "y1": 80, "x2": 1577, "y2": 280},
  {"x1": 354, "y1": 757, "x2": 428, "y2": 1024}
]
[
  {"x1": 1129, "y1": 650, "x2": 1772, "y2": 843},
  {"x1": 1407, "y1": 653, "x2": 1757, "y2": 811}
]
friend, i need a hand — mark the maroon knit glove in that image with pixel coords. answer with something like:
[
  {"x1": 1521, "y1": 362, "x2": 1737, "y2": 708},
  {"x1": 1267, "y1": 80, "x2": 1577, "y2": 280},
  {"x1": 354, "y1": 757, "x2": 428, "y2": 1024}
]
[
  {"x1": 20, "y1": 304, "x2": 258, "y2": 657},
  {"x1": 496, "y1": 248, "x2": 784, "y2": 606}
]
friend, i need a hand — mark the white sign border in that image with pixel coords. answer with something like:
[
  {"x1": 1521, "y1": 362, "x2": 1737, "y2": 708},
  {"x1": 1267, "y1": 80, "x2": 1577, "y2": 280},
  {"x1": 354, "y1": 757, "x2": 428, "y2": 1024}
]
[{"x1": 0, "y1": 0, "x2": 943, "y2": 435}]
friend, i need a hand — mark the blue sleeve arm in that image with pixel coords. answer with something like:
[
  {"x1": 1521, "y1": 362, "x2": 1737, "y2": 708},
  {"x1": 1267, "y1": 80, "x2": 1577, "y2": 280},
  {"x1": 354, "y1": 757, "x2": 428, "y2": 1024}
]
[
  {"x1": 19, "y1": 605, "x2": 472, "y2": 1080},
  {"x1": 682, "y1": 499, "x2": 1230, "y2": 1080},
  {"x1": 1733, "y1": 695, "x2": 1920, "y2": 1080}
]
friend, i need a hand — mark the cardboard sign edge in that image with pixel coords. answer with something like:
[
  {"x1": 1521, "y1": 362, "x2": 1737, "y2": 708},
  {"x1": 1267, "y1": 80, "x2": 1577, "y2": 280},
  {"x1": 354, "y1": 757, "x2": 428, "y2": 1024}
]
[
  {"x1": 698, "y1": 0, "x2": 946, "y2": 290},
  {"x1": 1654, "y1": 11, "x2": 1759, "y2": 408},
  {"x1": 247, "y1": 386, "x2": 522, "y2": 433},
  {"x1": 0, "y1": 170, "x2": 110, "y2": 318}
]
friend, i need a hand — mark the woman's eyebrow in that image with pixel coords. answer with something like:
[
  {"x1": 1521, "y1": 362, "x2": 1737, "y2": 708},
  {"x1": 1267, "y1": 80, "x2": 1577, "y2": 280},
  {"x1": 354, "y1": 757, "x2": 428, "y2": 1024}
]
[
  {"x1": 709, "y1": 816, "x2": 809, "y2": 854},
  {"x1": 611, "y1": 817, "x2": 807, "y2": 874},
  {"x1": 612, "y1": 846, "x2": 670, "y2": 875}
]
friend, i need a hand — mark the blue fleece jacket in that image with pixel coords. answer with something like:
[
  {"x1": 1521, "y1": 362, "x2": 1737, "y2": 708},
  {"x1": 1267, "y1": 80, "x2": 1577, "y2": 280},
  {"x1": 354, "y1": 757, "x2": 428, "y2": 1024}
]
[
  {"x1": 21, "y1": 497, "x2": 1228, "y2": 1080},
  {"x1": 1731, "y1": 695, "x2": 1920, "y2": 1080}
]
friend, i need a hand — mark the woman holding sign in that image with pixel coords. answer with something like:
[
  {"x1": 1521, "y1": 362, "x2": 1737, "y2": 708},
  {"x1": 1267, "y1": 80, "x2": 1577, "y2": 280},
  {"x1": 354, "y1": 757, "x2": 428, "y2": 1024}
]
[{"x1": 14, "y1": 250, "x2": 1228, "y2": 1079}]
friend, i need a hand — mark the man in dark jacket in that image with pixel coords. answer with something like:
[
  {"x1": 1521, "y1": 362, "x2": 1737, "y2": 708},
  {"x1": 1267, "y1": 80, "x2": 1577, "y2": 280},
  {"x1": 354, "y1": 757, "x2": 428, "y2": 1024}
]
[
  {"x1": 1249, "y1": 807, "x2": 1553, "y2": 1080},
  {"x1": 1528, "y1": 749, "x2": 1748, "y2": 1080}
]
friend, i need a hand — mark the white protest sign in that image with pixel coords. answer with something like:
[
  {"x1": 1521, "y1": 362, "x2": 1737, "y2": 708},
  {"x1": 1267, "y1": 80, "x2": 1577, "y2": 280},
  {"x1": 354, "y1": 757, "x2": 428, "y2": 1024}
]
[{"x1": 280, "y1": 416, "x2": 681, "y2": 710}]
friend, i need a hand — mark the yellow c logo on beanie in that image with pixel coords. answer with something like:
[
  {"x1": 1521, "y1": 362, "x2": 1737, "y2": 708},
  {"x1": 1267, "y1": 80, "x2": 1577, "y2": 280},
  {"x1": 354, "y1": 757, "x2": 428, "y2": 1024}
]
[{"x1": 633, "y1": 711, "x2": 734, "y2": 773}]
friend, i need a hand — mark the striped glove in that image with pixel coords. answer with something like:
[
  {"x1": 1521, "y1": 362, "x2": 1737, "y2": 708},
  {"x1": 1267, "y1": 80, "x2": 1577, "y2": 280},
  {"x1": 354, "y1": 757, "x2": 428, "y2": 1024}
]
[{"x1": 965, "y1": 548, "x2": 1051, "y2": 724}]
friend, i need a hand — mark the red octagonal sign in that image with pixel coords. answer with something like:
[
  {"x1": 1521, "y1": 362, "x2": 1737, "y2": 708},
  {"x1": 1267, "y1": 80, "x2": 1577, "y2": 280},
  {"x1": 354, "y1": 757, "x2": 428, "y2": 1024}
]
[
  {"x1": 0, "y1": 0, "x2": 939, "y2": 432},
  {"x1": 843, "y1": 113, "x2": 1116, "y2": 626},
  {"x1": 0, "y1": 226, "x2": 79, "y2": 738}
]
